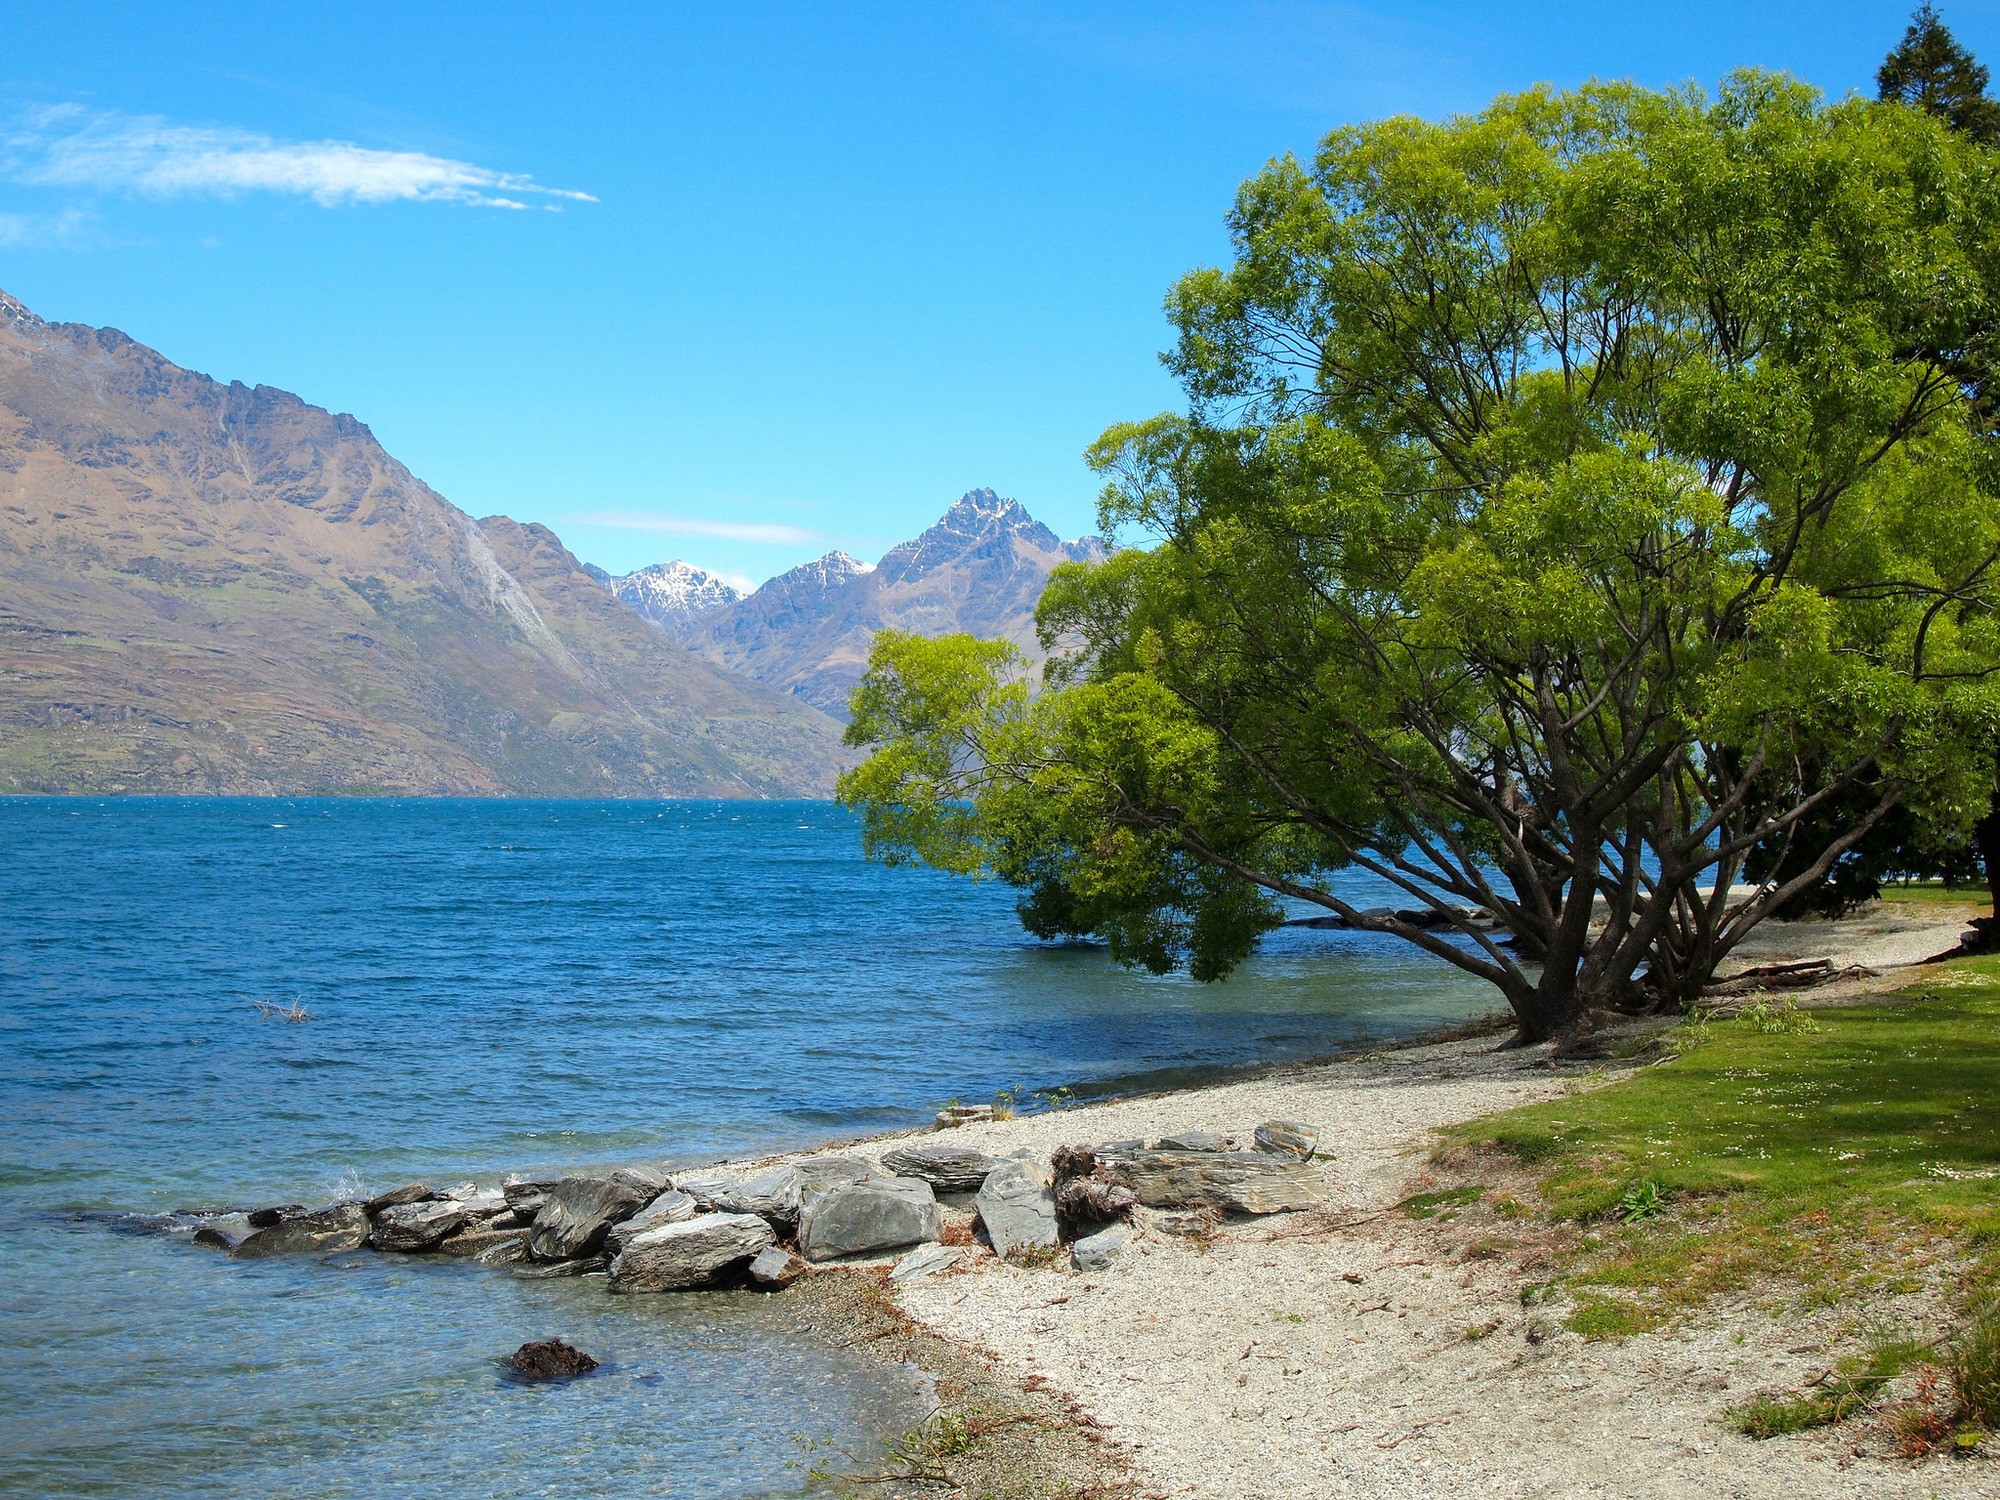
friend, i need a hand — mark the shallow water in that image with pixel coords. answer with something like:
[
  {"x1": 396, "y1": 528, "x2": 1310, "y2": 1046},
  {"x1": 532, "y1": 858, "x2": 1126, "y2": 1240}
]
[{"x1": 0, "y1": 797, "x2": 1499, "y2": 1497}]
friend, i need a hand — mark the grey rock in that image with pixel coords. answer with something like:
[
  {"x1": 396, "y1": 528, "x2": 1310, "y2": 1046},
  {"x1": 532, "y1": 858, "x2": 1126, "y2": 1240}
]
[
  {"x1": 974, "y1": 1159, "x2": 1058, "y2": 1260},
  {"x1": 1071, "y1": 1224, "x2": 1131, "y2": 1272},
  {"x1": 437, "y1": 1227, "x2": 525, "y2": 1259},
  {"x1": 747, "y1": 1246, "x2": 810, "y2": 1288},
  {"x1": 1094, "y1": 1139, "x2": 1145, "y2": 1163},
  {"x1": 502, "y1": 1175, "x2": 561, "y2": 1213},
  {"x1": 610, "y1": 1165, "x2": 672, "y2": 1195},
  {"x1": 371, "y1": 1198, "x2": 471, "y2": 1252},
  {"x1": 1252, "y1": 1120, "x2": 1321, "y2": 1160},
  {"x1": 474, "y1": 1236, "x2": 530, "y2": 1267},
  {"x1": 714, "y1": 1166, "x2": 805, "y2": 1229},
  {"x1": 1154, "y1": 1130, "x2": 1234, "y2": 1153},
  {"x1": 528, "y1": 1176, "x2": 652, "y2": 1260},
  {"x1": 671, "y1": 1170, "x2": 738, "y2": 1210},
  {"x1": 795, "y1": 1156, "x2": 883, "y2": 1192},
  {"x1": 231, "y1": 1203, "x2": 369, "y2": 1258},
  {"x1": 880, "y1": 1142, "x2": 1004, "y2": 1192},
  {"x1": 605, "y1": 1190, "x2": 699, "y2": 1256},
  {"x1": 889, "y1": 1243, "x2": 964, "y2": 1284},
  {"x1": 1109, "y1": 1151, "x2": 1324, "y2": 1215},
  {"x1": 192, "y1": 1225, "x2": 240, "y2": 1251},
  {"x1": 610, "y1": 1212, "x2": 774, "y2": 1292},
  {"x1": 246, "y1": 1203, "x2": 303, "y2": 1228},
  {"x1": 439, "y1": 1181, "x2": 481, "y2": 1201},
  {"x1": 365, "y1": 1183, "x2": 431, "y2": 1214},
  {"x1": 799, "y1": 1177, "x2": 941, "y2": 1261},
  {"x1": 935, "y1": 1103, "x2": 996, "y2": 1128},
  {"x1": 456, "y1": 1190, "x2": 510, "y2": 1219},
  {"x1": 511, "y1": 1254, "x2": 607, "y2": 1278}
]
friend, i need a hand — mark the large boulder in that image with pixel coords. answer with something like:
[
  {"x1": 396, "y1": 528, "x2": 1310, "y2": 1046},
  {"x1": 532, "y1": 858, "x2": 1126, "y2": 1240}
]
[
  {"x1": 879, "y1": 1142, "x2": 1004, "y2": 1193},
  {"x1": 502, "y1": 1175, "x2": 562, "y2": 1215},
  {"x1": 714, "y1": 1166, "x2": 805, "y2": 1229},
  {"x1": 795, "y1": 1156, "x2": 883, "y2": 1193},
  {"x1": 528, "y1": 1176, "x2": 652, "y2": 1260},
  {"x1": 798, "y1": 1177, "x2": 941, "y2": 1261},
  {"x1": 1154, "y1": 1130, "x2": 1234, "y2": 1153},
  {"x1": 231, "y1": 1203, "x2": 369, "y2": 1259},
  {"x1": 371, "y1": 1198, "x2": 471, "y2": 1252},
  {"x1": 973, "y1": 1160, "x2": 1058, "y2": 1260},
  {"x1": 438, "y1": 1227, "x2": 526, "y2": 1259},
  {"x1": 1108, "y1": 1151, "x2": 1324, "y2": 1215},
  {"x1": 605, "y1": 1190, "x2": 699, "y2": 1256},
  {"x1": 609, "y1": 1212, "x2": 774, "y2": 1292}
]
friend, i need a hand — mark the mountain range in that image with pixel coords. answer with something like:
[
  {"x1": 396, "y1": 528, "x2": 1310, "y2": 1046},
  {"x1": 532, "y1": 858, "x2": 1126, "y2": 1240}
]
[
  {"x1": 0, "y1": 291, "x2": 1106, "y2": 795},
  {"x1": 594, "y1": 489, "x2": 1106, "y2": 717},
  {"x1": 0, "y1": 292, "x2": 844, "y2": 796}
]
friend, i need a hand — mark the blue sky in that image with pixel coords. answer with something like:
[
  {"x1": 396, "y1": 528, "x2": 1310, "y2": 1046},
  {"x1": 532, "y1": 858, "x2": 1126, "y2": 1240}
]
[{"x1": 3, "y1": 2, "x2": 1986, "y2": 587}]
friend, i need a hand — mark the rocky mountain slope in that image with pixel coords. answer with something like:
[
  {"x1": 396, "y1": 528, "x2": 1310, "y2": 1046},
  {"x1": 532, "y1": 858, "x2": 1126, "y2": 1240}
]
[
  {"x1": 0, "y1": 291, "x2": 847, "y2": 796},
  {"x1": 682, "y1": 490, "x2": 1105, "y2": 717},
  {"x1": 585, "y1": 559, "x2": 743, "y2": 639}
]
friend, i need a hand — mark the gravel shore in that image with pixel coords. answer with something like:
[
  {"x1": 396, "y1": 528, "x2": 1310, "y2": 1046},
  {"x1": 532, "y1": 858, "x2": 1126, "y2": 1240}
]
[{"x1": 798, "y1": 903, "x2": 2000, "y2": 1498}]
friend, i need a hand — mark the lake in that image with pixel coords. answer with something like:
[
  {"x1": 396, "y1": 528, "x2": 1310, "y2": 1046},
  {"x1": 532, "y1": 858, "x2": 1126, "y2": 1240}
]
[{"x1": 0, "y1": 797, "x2": 1499, "y2": 1497}]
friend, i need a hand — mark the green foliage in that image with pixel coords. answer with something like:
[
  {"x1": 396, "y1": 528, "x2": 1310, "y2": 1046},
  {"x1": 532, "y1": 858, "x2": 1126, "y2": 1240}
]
[
  {"x1": 1731, "y1": 1336, "x2": 1930, "y2": 1437},
  {"x1": 1879, "y1": 4, "x2": 2000, "y2": 145},
  {"x1": 842, "y1": 75, "x2": 2000, "y2": 1041},
  {"x1": 1616, "y1": 1180, "x2": 1668, "y2": 1223},
  {"x1": 1951, "y1": 1301, "x2": 2000, "y2": 1426}
]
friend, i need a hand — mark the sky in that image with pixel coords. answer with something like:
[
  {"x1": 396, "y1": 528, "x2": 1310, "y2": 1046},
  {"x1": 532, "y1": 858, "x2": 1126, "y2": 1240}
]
[{"x1": 3, "y1": 2, "x2": 1992, "y2": 589}]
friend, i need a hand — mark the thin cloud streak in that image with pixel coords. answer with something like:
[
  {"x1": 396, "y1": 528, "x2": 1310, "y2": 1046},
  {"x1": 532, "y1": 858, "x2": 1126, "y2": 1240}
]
[
  {"x1": 577, "y1": 510, "x2": 828, "y2": 546},
  {"x1": 8, "y1": 105, "x2": 594, "y2": 210}
]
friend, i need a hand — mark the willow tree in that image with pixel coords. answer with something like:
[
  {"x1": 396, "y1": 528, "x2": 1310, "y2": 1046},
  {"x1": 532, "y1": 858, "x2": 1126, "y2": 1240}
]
[{"x1": 840, "y1": 75, "x2": 2000, "y2": 1045}]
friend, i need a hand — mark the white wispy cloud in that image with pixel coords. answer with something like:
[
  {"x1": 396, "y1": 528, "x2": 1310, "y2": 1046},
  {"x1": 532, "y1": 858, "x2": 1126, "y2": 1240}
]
[
  {"x1": 7, "y1": 105, "x2": 594, "y2": 210},
  {"x1": 0, "y1": 205, "x2": 92, "y2": 247},
  {"x1": 578, "y1": 510, "x2": 828, "y2": 546}
]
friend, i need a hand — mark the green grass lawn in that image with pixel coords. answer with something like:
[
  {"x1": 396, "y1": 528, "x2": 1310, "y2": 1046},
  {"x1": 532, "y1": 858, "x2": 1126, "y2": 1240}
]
[
  {"x1": 1450, "y1": 960, "x2": 2000, "y2": 1332},
  {"x1": 1440, "y1": 961, "x2": 2000, "y2": 1444},
  {"x1": 1877, "y1": 883, "x2": 1991, "y2": 910}
]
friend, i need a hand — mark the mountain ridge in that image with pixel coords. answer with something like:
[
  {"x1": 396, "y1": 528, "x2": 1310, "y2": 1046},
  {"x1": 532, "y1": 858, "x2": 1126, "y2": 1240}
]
[
  {"x1": 662, "y1": 488, "x2": 1106, "y2": 717},
  {"x1": 0, "y1": 291, "x2": 847, "y2": 796}
]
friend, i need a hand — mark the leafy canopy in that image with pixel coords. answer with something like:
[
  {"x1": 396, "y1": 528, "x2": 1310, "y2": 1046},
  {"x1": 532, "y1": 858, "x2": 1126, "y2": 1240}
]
[{"x1": 841, "y1": 75, "x2": 2000, "y2": 1042}]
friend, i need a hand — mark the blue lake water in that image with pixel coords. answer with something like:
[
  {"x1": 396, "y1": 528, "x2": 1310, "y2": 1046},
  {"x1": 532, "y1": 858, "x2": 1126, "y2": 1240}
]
[{"x1": 0, "y1": 797, "x2": 1500, "y2": 1497}]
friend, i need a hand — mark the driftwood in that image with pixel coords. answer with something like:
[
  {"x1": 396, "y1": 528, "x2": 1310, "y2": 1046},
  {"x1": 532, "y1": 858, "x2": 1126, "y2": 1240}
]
[
  {"x1": 1701, "y1": 958, "x2": 1874, "y2": 999},
  {"x1": 1051, "y1": 1143, "x2": 1136, "y2": 1236}
]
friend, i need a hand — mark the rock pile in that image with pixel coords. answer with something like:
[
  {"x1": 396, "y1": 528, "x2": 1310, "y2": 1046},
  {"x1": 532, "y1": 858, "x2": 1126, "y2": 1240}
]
[{"x1": 152, "y1": 1114, "x2": 1328, "y2": 1309}]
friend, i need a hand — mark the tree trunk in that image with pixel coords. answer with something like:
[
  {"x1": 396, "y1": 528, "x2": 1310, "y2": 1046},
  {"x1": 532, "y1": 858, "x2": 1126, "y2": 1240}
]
[{"x1": 1971, "y1": 781, "x2": 2000, "y2": 950}]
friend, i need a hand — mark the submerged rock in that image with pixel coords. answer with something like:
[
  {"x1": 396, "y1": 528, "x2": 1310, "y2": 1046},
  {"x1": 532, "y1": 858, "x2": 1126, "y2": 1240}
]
[
  {"x1": 511, "y1": 1254, "x2": 608, "y2": 1279},
  {"x1": 746, "y1": 1246, "x2": 810, "y2": 1289},
  {"x1": 475, "y1": 1236, "x2": 530, "y2": 1268},
  {"x1": 880, "y1": 1142, "x2": 1003, "y2": 1193},
  {"x1": 528, "y1": 1176, "x2": 652, "y2": 1260},
  {"x1": 889, "y1": 1243, "x2": 963, "y2": 1284},
  {"x1": 1071, "y1": 1224, "x2": 1131, "y2": 1272},
  {"x1": 246, "y1": 1204, "x2": 303, "y2": 1229},
  {"x1": 798, "y1": 1177, "x2": 941, "y2": 1261},
  {"x1": 1252, "y1": 1120, "x2": 1321, "y2": 1160},
  {"x1": 231, "y1": 1203, "x2": 369, "y2": 1259},
  {"x1": 371, "y1": 1198, "x2": 471, "y2": 1252},
  {"x1": 1109, "y1": 1151, "x2": 1324, "y2": 1215},
  {"x1": 437, "y1": 1227, "x2": 525, "y2": 1259},
  {"x1": 192, "y1": 1225, "x2": 240, "y2": 1251},
  {"x1": 610, "y1": 1212, "x2": 774, "y2": 1292},
  {"x1": 506, "y1": 1338, "x2": 598, "y2": 1381},
  {"x1": 974, "y1": 1160, "x2": 1059, "y2": 1260}
]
